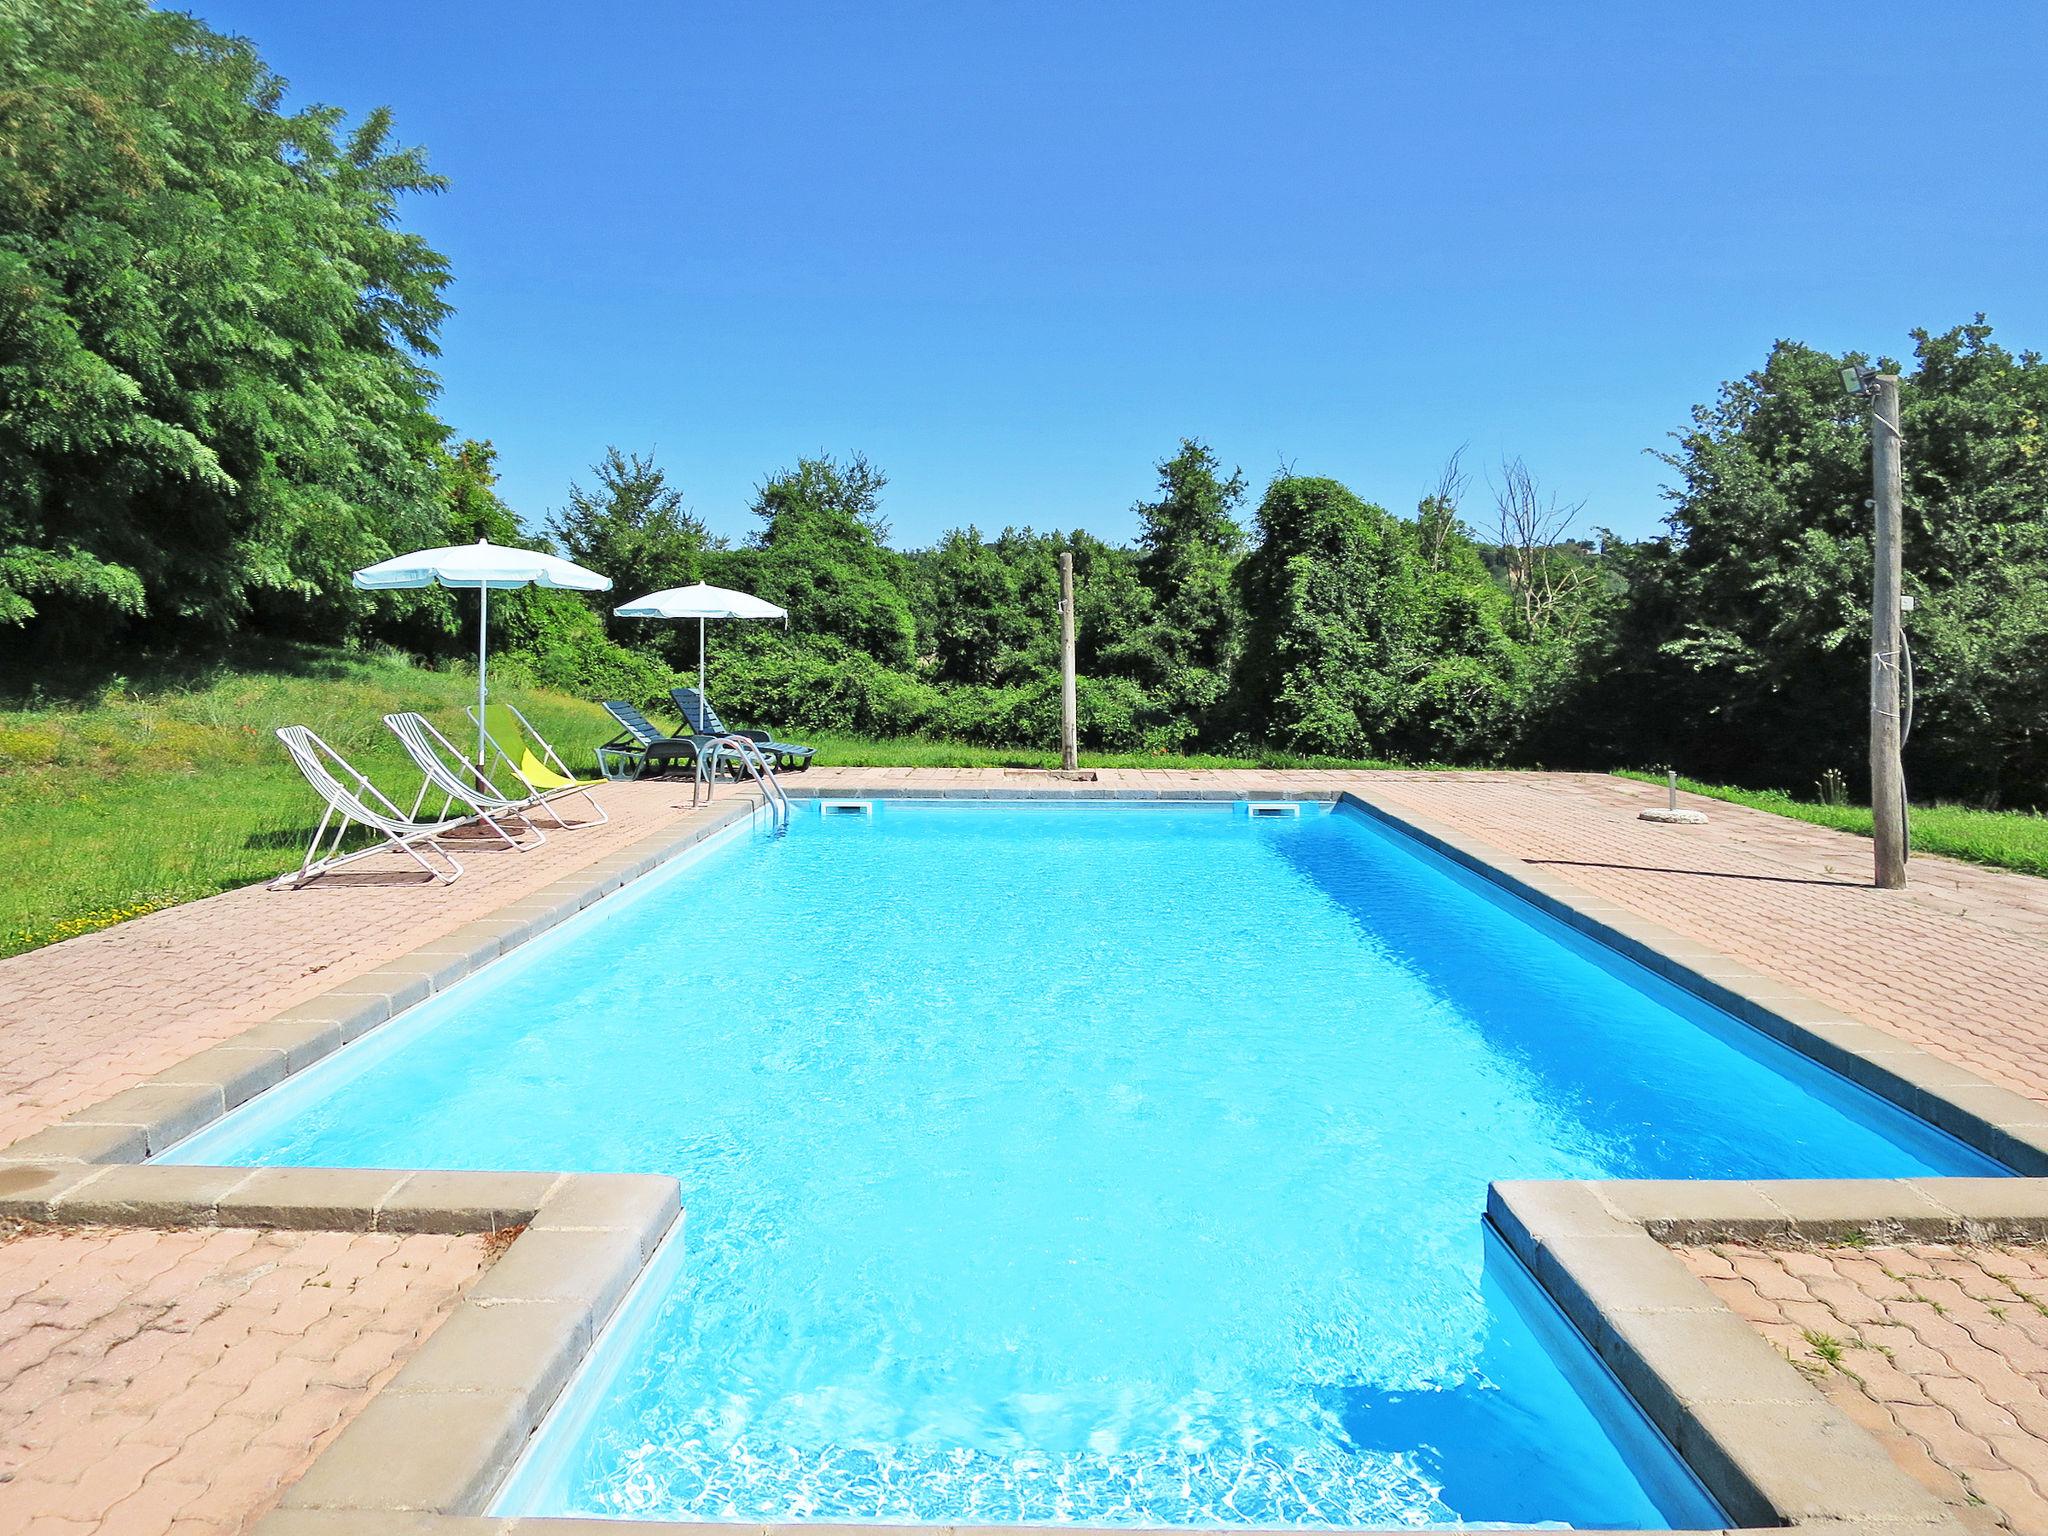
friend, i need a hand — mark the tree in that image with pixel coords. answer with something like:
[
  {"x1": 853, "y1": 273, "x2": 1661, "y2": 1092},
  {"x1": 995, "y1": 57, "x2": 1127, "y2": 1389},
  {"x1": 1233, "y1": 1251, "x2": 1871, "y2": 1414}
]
[
  {"x1": 1416, "y1": 448, "x2": 1471, "y2": 570},
  {"x1": 1233, "y1": 474, "x2": 1525, "y2": 759},
  {"x1": 0, "y1": 0, "x2": 452, "y2": 648},
  {"x1": 1067, "y1": 531, "x2": 1154, "y2": 680},
  {"x1": 443, "y1": 440, "x2": 525, "y2": 546},
  {"x1": 1113, "y1": 439, "x2": 1247, "y2": 744},
  {"x1": 921, "y1": 526, "x2": 1046, "y2": 686},
  {"x1": 359, "y1": 439, "x2": 523, "y2": 662},
  {"x1": 1131, "y1": 439, "x2": 1246, "y2": 673},
  {"x1": 1578, "y1": 320, "x2": 2048, "y2": 805},
  {"x1": 548, "y1": 448, "x2": 717, "y2": 644},
  {"x1": 1489, "y1": 457, "x2": 1596, "y2": 644},
  {"x1": 719, "y1": 453, "x2": 918, "y2": 668}
]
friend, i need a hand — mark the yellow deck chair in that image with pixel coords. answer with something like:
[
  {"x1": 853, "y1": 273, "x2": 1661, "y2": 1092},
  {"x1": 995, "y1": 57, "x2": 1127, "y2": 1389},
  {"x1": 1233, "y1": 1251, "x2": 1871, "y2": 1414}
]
[{"x1": 468, "y1": 701, "x2": 610, "y2": 828}]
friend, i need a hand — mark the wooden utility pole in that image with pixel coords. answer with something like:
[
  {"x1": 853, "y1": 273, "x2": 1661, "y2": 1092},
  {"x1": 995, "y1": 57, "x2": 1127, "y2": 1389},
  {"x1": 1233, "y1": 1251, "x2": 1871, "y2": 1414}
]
[
  {"x1": 1059, "y1": 551, "x2": 1078, "y2": 771},
  {"x1": 1869, "y1": 373, "x2": 1908, "y2": 889}
]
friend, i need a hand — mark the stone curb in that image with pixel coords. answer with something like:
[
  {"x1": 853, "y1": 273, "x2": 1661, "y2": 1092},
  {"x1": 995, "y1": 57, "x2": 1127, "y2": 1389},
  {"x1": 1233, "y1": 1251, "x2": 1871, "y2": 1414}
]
[
  {"x1": 256, "y1": 1522, "x2": 1702, "y2": 1536},
  {"x1": 781, "y1": 783, "x2": 1340, "y2": 801},
  {"x1": 279, "y1": 1171, "x2": 681, "y2": 1518},
  {"x1": 1490, "y1": 1177, "x2": 2011, "y2": 1532},
  {"x1": 0, "y1": 795, "x2": 764, "y2": 1167}
]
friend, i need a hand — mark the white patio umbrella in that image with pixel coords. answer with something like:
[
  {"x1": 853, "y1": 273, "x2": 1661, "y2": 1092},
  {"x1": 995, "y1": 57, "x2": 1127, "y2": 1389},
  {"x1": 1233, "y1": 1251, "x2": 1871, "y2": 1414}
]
[
  {"x1": 613, "y1": 581, "x2": 788, "y2": 711},
  {"x1": 353, "y1": 539, "x2": 611, "y2": 763}
]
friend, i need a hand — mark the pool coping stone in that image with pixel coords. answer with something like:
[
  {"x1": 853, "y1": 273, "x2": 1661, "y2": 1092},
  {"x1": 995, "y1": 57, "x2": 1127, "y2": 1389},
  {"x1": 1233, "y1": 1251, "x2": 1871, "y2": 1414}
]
[{"x1": 1488, "y1": 1175, "x2": 2048, "y2": 1532}]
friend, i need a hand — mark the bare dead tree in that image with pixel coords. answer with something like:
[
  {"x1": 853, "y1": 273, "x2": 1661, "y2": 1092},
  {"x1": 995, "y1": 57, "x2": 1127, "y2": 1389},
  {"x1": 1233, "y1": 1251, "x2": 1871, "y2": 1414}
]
[
  {"x1": 1416, "y1": 446, "x2": 1470, "y2": 569},
  {"x1": 1491, "y1": 456, "x2": 1593, "y2": 640}
]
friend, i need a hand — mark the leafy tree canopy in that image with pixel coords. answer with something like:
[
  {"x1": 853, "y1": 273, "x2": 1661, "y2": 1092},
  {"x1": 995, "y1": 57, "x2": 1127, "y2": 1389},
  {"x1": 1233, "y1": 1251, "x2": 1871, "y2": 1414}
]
[
  {"x1": 719, "y1": 453, "x2": 917, "y2": 669},
  {"x1": 0, "y1": 0, "x2": 453, "y2": 644},
  {"x1": 549, "y1": 447, "x2": 719, "y2": 650},
  {"x1": 1582, "y1": 319, "x2": 2048, "y2": 804},
  {"x1": 1132, "y1": 438, "x2": 1246, "y2": 675},
  {"x1": 1234, "y1": 475, "x2": 1525, "y2": 760}
]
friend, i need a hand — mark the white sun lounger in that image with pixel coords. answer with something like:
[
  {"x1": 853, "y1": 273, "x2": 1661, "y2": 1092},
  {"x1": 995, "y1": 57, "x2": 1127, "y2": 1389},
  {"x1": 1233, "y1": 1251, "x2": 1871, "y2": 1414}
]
[
  {"x1": 382, "y1": 712, "x2": 546, "y2": 853},
  {"x1": 272, "y1": 725, "x2": 469, "y2": 888}
]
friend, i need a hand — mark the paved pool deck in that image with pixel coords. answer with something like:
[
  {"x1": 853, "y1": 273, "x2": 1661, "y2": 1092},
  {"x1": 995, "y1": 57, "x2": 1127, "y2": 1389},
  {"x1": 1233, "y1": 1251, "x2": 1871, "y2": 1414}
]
[
  {"x1": 7, "y1": 765, "x2": 2048, "y2": 1534},
  {"x1": 0, "y1": 1219, "x2": 492, "y2": 1535},
  {"x1": 1679, "y1": 1237, "x2": 2048, "y2": 1535}
]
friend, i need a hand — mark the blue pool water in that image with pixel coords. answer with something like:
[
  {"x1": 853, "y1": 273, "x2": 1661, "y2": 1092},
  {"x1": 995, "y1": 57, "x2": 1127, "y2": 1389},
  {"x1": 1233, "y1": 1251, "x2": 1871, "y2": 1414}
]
[{"x1": 169, "y1": 800, "x2": 1999, "y2": 1528}]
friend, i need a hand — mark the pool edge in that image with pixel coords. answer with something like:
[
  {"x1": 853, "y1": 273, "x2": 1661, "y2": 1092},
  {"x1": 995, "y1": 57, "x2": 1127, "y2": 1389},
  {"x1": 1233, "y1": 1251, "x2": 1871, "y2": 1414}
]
[{"x1": 1488, "y1": 1175, "x2": 2008, "y2": 1531}]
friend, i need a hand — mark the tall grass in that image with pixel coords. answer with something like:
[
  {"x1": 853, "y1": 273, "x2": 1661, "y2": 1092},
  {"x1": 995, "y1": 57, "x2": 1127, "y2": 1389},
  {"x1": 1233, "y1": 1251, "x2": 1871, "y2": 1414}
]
[{"x1": 1616, "y1": 771, "x2": 2048, "y2": 879}]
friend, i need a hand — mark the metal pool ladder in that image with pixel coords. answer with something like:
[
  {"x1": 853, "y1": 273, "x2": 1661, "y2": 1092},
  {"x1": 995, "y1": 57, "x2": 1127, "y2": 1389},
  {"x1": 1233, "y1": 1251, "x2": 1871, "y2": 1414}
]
[{"x1": 691, "y1": 735, "x2": 789, "y2": 825}]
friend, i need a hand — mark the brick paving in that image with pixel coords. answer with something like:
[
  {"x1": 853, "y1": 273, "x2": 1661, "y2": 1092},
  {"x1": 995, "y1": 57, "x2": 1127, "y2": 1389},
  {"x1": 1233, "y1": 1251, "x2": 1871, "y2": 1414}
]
[
  {"x1": 1679, "y1": 1239, "x2": 2048, "y2": 1536},
  {"x1": 7, "y1": 767, "x2": 2048, "y2": 1153},
  {"x1": 0, "y1": 1218, "x2": 490, "y2": 1535}
]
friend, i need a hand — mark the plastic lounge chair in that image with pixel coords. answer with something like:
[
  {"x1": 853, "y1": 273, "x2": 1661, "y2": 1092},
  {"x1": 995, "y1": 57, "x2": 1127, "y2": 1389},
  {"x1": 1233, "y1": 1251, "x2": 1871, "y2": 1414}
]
[
  {"x1": 466, "y1": 700, "x2": 610, "y2": 827},
  {"x1": 670, "y1": 687, "x2": 815, "y2": 771},
  {"x1": 597, "y1": 701, "x2": 725, "y2": 780},
  {"x1": 272, "y1": 725, "x2": 469, "y2": 888},
  {"x1": 382, "y1": 712, "x2": 546, "y2": 854}
]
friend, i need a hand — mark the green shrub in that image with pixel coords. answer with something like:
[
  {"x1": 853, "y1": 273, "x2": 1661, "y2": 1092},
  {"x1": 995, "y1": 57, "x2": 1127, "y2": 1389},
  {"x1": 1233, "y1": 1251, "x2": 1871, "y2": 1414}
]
[
  {"x1": 494, "y1": 591, "x2": 673, "y2": 709},
  {"x1": 706, "y1": 633, "x2": 1152, "y2": 750}
]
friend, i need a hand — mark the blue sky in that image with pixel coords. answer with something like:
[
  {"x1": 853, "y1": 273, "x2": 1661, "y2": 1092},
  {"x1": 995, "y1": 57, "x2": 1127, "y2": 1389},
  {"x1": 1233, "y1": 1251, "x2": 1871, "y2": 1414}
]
[{"x1": 185, "y1": 2, "x2": 2045, "y2": 548}]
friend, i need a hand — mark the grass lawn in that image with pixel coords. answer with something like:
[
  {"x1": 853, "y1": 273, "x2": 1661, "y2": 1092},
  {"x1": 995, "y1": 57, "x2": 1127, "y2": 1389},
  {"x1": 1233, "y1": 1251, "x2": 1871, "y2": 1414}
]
[
  {"x1": 0, "y1": 646, "x2": 1412, "y2": 957},
  {"x1": 803, "y1": 733, "x2": 1410, "y2": 771},
  {"x1": 0, "y1": 647, "x2": 623, "y2": 957},
  {"x1": 1617, "y1": 771, "x2": 2048, "y2": 880}
]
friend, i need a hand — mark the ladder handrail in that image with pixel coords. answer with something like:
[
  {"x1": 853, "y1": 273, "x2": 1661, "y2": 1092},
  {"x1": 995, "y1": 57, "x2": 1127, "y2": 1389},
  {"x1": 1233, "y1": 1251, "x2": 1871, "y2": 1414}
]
[{"x1": 692, "y1": 733, "x2": 789, "y2": 824}]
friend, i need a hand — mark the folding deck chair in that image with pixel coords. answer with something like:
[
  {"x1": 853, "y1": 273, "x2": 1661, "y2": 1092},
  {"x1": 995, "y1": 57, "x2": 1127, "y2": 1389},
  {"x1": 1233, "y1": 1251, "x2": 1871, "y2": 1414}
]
[
  {"x1": 271, "y1": 725, "x2": 470, "y2": 888},
  {"x1": 382, "y1": 712, "x2": 546, "y2": 853},
  {"x1": 464, "y1": 700, "x2": 609, "y2": 827}
]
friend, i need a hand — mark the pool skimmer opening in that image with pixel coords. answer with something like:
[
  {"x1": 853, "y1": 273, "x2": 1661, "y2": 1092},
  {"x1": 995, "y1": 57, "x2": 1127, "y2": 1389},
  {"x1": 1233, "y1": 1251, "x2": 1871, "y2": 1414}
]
[
  {"x1": 819, "y1": 799, "x2": 875, "y2": 816},
  {"x1": 1244, "y1": 802, "x2": 1302, "y2": 818}
]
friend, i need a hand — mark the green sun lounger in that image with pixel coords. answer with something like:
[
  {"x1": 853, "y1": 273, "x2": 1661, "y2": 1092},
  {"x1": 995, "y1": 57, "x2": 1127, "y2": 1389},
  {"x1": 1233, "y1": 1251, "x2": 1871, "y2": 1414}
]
[{"x1": 597, "y1": 701, "x2": 728, "y2": 780}]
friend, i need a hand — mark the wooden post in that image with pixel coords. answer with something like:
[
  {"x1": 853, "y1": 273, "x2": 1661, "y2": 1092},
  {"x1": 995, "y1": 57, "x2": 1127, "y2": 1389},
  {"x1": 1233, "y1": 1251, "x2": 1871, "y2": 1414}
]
[
  {"x1": 1059, "y1": 551, "x2": 1078, "y2": 771},
  {"x1": 1869, "y1": 373, "x2": 1908, "y2": 889}
]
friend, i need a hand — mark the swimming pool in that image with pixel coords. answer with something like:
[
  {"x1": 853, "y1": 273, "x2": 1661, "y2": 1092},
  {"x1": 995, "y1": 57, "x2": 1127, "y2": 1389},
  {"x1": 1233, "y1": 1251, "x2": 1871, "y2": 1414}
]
[{"x1": 168, "y1": 798, "x2": 2000, "y2": 1528}]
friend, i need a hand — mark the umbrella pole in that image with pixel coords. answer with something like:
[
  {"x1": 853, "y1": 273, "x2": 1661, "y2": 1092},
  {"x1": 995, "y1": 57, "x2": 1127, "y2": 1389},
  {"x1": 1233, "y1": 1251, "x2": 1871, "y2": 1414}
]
[
  {"x1": 477, "y1": 584, "x2": 489, "y2": 769},
  {"x1": 698, "y1": 616, "x2": 706, "y2": 715}
]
